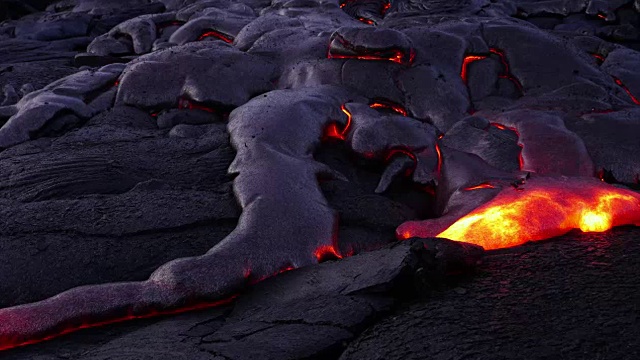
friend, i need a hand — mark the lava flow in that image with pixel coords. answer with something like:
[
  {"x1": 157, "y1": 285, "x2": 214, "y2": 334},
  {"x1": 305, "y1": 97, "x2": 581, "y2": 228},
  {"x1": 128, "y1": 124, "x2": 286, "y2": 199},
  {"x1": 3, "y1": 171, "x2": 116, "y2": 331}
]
[
  {"x1": 434, "y1": 178, "x2": 640, "y2": 250},
  {"x1": 0, "y1": 295, "x2": 238, "y2": 352}
]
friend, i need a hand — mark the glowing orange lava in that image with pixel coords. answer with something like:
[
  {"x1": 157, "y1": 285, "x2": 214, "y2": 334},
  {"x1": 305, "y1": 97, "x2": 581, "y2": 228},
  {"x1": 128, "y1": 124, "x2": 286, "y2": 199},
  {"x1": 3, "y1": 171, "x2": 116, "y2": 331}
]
[
  {"x1": 434, "y1": 179, "x2": 640, "y2": 250},
  {"x1": 323, "y1": 104, "x2": 352, "y2": 141},
  {"x1": 460, "y1": 55, "x2": 487, "y2": 84},
  {"x1": 358, "y1": 17, "x2": 375, "y2": 25},
  {"x1": 435, "y1": 143, "x2": 442, "y2": 173},
  {"x1": 464, "y1": 182, "x2": 496, "y2": 191},
  {"x1": 369, "y1": 101, "x2": 408, "y2": 116}
]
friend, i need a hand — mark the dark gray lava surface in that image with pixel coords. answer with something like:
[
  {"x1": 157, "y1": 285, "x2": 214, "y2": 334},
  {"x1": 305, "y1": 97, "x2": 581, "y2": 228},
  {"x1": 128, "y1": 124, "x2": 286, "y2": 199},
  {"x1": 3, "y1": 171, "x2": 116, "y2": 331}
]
[{"x1": 1, "y1": 0, "x2": 640, "y2": 359}]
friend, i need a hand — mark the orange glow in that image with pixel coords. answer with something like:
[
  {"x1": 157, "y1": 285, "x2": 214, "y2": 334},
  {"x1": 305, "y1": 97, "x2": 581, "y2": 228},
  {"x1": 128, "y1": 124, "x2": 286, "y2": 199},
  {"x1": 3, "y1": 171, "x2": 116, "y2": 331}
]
[
  {"x1": 369, "y1": 101, "x2": 408, "y2": 116},
  {"x1": 0, "y1": 295, "x2": 238, "y2": 352},
  {"x1": 490, "y1": 123, "x2": 525, "y2": 170},
  {"x1": 460, "y1": 55, "x2": 487, "y2": 84},
  {"x1": 198, "y1": 30, "x2": 233, "y2": 44},
  {"x1": 315, "y1": 245, "x2": 343, "y2": 262},
  {"x1": 518, "y1": 144, "x2": 525, "y2": 170},
  {"x1": 597, "y1": 13, "x2": 606, "y2": 20},
  {"x1": 328, "y1": 36, "x2": 413, "y2": 65},
  {"x1": 358, "y1": 17, "x2": 375, "y2": 25},
  {"x1": 435, "y1": 143, "x2": 442, "y2": 173},
  {"x1": 464, "y1": 182, "x2": 496, "y2": 191},
  {"x1": 323, "y1": 104, "x2": 352, "y2": 141},
  {"x1": 612, "y1": 77, "x2": 640, "y2": 105},
  {"x1": 433, "y1": 179, "x2": 640, "y2": 250}
]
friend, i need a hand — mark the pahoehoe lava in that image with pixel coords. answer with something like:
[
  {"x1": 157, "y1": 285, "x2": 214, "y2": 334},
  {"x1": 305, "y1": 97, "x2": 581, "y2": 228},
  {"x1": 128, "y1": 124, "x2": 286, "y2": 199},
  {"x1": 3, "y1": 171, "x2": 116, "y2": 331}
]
[{"x1": 0, "y1": 0, "x2": 640, "y2": 357}]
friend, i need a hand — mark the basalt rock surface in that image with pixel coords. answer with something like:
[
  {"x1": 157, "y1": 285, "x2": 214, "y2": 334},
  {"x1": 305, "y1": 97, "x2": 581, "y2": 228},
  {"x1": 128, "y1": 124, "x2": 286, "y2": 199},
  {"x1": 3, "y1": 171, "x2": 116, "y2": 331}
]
[{"x1": 1, "y1": 0, "x2": 640, "y2": 359}]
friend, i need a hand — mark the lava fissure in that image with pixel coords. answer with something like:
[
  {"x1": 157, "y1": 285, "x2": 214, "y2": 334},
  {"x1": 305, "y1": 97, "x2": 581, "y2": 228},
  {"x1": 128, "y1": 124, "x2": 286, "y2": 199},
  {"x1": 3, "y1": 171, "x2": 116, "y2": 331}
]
[
  {"x1": 369, "y1": 99, "x2": 408, "y2": 116},
  {"x1": 612, "y1": 76, "x2": 640, "y2": 105},
  {"x1": 0, "y1": 295, "x2": 239, "y2": 352},
  {"x1": 489, "y1": 48, "x2": 524, "y2": 94},
  {"x1": 198, "y1": 30, "x2": 234, "y2": 44},
  {"x1": 460, "y1": 55, "x2": 488, "y2": 84}
]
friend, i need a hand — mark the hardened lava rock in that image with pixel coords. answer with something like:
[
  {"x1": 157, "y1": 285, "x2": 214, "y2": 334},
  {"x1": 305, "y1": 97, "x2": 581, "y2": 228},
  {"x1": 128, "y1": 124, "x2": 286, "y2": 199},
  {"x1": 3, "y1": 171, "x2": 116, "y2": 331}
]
[{"x1": 0, "y1": 0, "x2": 640, "y2": 357}]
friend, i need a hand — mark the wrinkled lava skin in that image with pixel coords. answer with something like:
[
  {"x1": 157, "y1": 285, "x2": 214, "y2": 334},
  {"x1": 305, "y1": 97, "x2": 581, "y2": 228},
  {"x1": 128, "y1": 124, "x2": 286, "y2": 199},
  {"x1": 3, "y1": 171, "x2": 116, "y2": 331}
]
[{"x1": 1, "y1": 0, "x2": 640, "y2": 351}]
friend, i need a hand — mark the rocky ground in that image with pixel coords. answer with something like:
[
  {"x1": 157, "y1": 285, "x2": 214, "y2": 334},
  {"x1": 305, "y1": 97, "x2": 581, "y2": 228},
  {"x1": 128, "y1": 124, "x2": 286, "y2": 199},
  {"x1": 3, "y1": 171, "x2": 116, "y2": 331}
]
[
  {"x1": 2, "y1": 228, "x2": 638, "y2": 360},
  {"x1": 1, "y1": 0, "x2": 640, "y2": 359}
]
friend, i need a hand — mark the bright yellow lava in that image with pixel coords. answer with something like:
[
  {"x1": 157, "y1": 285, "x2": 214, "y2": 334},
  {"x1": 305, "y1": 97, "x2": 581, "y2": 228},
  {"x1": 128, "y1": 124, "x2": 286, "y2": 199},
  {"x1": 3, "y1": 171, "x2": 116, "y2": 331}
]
[{"x1": 432, "y1": 179, "x2": 640, "y2": 250}]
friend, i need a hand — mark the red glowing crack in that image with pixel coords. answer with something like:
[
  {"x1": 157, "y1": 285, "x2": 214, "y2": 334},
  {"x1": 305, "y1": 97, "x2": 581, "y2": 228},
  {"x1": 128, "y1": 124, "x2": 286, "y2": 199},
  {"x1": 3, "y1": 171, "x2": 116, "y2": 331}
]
[
  {"x1": 327, "y1": 34, "x2": 414, "y2": 65},
  {"x1": 369, "y1": 100, "x2": 408, "y2": 116},
  {"x1": 464, "y1": 182, "x2": 496, "y2": 191},
  {"x1": 490, "y1": 122, "x2": 525, "y2": 170},
  {"x1": 591, "y1": 53, "x2": 606, "y2": 64},
  {"x1": 460, "y1": 55, "x2": 487, "y2": 84},
  {"x1": 0, "y1": 295, "x2": 238, "y2": 352},
  {"x1": 612, "y1": 76, "x2": 640, "y2": 105},
  {"x1": 198, "y1": 30, "x2": 234, "y2": 44},
  {"x1": 489, "y1": 48, "x2": 524, "y2": 94}
]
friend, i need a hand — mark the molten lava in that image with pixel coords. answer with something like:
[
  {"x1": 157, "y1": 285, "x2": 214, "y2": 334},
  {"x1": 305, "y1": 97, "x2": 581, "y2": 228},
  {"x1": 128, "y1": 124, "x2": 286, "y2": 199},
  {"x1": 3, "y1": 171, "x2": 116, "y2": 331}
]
[
  {"x1": 328, "y1": 34, "x2": 415, "y2": 65},
  {"x1": 612, "y1": 77, "x2": 640, "y2": 105},
  {"x1": 328, "y1": 48, "x2": 410, "y2": 65},
  {"x1": 434, "y1": 178, "x2": 640, "y2": 250},
  {"x1": 197, "y1": 30, "x2": 234, "y2": 44},
  {"x1": 460, "y1": 55, "x2": 487, "y2": 84},
  {"x1": 315, "y1": 245, "x2": 343, "y2": 262},
  {"x1": 489, "y1": 48, "x2": 524, "y2": 94},
  {"x1": 464, "y1": 182, "x2": 496, "y2": 191},
  {"x1": 323, "y1": 104, "x2": 352, "y2": 141},
  {"x1": 358, "y1": 17, "x2": 375, "y2": 25},
  {"x1": 369, "y1": 100, "x2": 408, "y2": 116}
]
